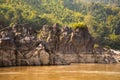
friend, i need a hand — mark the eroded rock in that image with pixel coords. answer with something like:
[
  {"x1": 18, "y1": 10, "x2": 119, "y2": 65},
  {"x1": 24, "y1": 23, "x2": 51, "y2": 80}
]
[{"x1": 0, "y1": 23, "x2": 119, "y2": 67}]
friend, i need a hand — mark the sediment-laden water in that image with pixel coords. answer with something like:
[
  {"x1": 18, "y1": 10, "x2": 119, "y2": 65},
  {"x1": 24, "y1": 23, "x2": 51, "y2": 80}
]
[{"x1": 0, "y1": 64, "x2": 120, "y2": 80}]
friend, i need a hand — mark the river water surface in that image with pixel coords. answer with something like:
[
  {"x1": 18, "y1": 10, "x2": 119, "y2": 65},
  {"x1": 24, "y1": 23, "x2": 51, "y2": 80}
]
[{"x1": 0, "y1": 64, "x2": 120, "y2": 80}]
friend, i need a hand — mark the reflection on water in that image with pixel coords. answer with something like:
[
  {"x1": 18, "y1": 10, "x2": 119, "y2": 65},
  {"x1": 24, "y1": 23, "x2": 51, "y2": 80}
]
[{"x1": 0, "y1": 64, "x2": 120, "y2": 80}]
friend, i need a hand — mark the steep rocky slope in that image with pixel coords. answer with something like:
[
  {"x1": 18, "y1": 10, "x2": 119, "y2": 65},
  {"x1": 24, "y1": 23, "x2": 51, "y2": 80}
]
[{"x1": 0, "y1": 24, "x2": 119, "y2": 67}]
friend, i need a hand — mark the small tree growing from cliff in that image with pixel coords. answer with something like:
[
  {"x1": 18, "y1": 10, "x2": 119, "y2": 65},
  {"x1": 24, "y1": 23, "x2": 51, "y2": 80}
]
[{"x1": 70, "y1": 22, "x2": 87, "y2": 29}]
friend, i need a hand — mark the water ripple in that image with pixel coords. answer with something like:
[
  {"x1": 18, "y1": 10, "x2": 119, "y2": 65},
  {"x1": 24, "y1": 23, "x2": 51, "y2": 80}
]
[
  {"x1": 55, "y1": 70, "x2": 120, "y2": 75},
  {"x1": 0, "y1": 70, "x2": 120, "y2": 75}
]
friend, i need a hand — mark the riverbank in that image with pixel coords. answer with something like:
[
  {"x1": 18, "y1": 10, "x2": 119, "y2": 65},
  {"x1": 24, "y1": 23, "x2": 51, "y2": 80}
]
[{"x1": 0, "y1": 24, "x2": 120, "y2": 67}]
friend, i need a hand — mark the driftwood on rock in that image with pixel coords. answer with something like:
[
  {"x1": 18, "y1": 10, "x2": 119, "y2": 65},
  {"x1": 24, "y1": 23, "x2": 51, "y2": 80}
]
[{"x1": 0, "y1": 24, "x2": 119, "y2": 67}]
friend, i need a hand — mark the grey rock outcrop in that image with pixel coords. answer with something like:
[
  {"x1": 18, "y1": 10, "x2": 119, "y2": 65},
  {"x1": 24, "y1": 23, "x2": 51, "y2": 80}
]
[{"x1": 0, "y1": 24, "x2": 119, "y2": 67}]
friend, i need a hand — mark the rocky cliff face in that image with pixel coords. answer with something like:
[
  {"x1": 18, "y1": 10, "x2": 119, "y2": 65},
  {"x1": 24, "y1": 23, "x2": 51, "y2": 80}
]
[{"x1": 0, "y1": 24, "x2": 119, "y2": 67}]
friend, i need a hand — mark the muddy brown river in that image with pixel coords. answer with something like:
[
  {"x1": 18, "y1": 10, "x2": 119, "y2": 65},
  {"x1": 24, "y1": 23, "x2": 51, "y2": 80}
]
[{"x1": 0, "y1": 64, "x2": 120, "y2": 80}]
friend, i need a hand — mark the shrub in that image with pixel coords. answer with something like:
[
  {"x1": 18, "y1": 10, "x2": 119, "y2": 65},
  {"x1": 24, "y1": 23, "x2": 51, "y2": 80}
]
[
  {"x1": 104, "y1": 46, "x2": 111, "y2": 49},
  {"x1": 94, "y1": 44, "x2": 100, "y2": 48},
  {"x1": 70, "y1": 22, "x2": 87, "y2": 29}
]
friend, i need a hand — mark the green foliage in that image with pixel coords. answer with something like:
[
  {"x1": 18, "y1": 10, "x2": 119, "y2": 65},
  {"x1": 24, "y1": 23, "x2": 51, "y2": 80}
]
[
  {"x1": 70, "y1": 22, "x2": 87, "y2": 29},
  {"x1": 108, "y1": 34, "x2": 120, "y2": 50},
  {"x1": 94, "y1": 44, "x2": 100, "y2": 48},
  {"x1": 104, "y1": 46, "x2": 111, "y2": 49}
]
